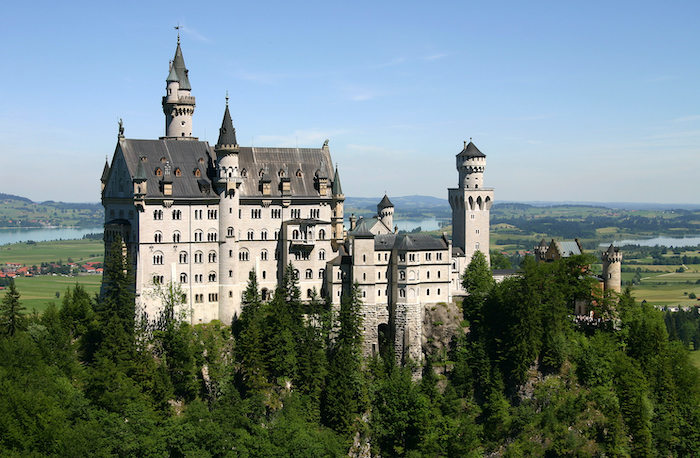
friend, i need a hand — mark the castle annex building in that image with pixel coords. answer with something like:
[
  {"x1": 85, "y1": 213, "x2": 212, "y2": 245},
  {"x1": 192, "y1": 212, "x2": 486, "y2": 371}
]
[{"x1": 101, "y1": 39, "x2": 494, "y2": 361}]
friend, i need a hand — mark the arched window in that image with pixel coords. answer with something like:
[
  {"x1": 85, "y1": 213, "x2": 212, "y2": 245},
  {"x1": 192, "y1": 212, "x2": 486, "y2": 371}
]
[
  {"x1": 274, "y1": 230, "x2": 280, "y2": 240},
  {"x1": 179, "y1": 251, "x2": 188, "y2": 263},
  {"x1": 262, "y1": 271, "x2": 266, "y2": 279},
  {"x1": 261, "y1": 230, "x2": 268, "y2": 240},
  {"x1": 319, "y1": 229, "x2": 326, "y2": 240},
  {"x1": 172, "y1": 231, "x2": 181, "y2": 243},
  {"x1": 247, "y1": 230, "x2": 254, "y2": 241},
  {"x1": 154, "y1": 232, "x2": 162, "y2": 243},
  {"x1": 475, "y1": 242, "x2": 480, "y2": 250},
  {"x1": 319, "y1": 269, "x2": 325, "y2": 279},
  {"x1": 292, "y1": 229, "x2": 299, "y2": 240},
  {"x1": 153, "y1": 275, "x2": 164, "y2": 285},
  {"x1": 400, "y1": 270, "x2": 406, "y2": 280},
  {"x1": 172, "y1": 209, "x2": 181, "y2": 220},
  {"x1": 208, "y1": 231, "x2": 218, "y2": 242},
  {"x1": 261, "y1": 250, "x2": 268, "y2": 261},
  {"x1": 306, "y1": 269, "x2": 313, "y2": 279},
  {"x1": 363, "y1": 254, "x2": 366, "y2": 263},
  {"x1": 153, "y1": 209, "x2": 163, "y2": 220},
  {"x1": 208, "y1": 251, "x2": 217, "y2": 263},
  {"x1": 194, "y1": 230, "x2": 203, "y2": 242},
  {"x1": 194, "y1": 251, "x2": 203, "y2": 263},
  {"x1": 180, "y1": 273, "x2": 188, "y2": 283},
  {"x1": 229, "y1": 270, "x2": 233, "y2": 277},
  {"x1": 208, "y1": 272, "x2": 217, "y2": 282},
  {"x1": 399, "y1": 289, "x2": 406, "y2": 298},
  {"x1": 239, "y1": 249, "x2": 249, "y2": 261},
  {"x1": 227, "y1": 227, "x2": 234, "y2": 237},
  {"x1": 319, "y1": 249, "x2": 326, "y2": 260},
  {"x1": 153, "y1": 253, "x2": 163, "y2": 265}
]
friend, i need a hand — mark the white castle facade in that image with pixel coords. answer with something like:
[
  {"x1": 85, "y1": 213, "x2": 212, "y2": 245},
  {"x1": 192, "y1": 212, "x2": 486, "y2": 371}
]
[{"x1": 101, "y1": 39, "x2": 494, "y2": 361}]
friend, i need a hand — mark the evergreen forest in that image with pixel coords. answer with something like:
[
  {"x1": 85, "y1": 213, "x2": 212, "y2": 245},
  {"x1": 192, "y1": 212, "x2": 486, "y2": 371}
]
[{"x1": 1, "y1": 239, "x2": 700, "y2": 457}]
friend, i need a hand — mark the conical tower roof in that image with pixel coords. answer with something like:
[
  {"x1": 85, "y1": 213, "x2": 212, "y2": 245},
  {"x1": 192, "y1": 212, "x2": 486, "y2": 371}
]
[
  {"x1": 457, "y1": 140, "x2": 485, "y2": 158},
  {"x1": 378, "y1": 194, "x2": 393, "y2": 209},
  {"x1": 216, "y1": 99, "x2": 238, "y2": 148},
  {"x1": 134, "y1": 158, "x2": 147, "y2": 181},
  {"x1": 332, "y1": 166, "x2": 343, "y2": 195},
  {"x1": 100, "y1": 159, "x2": 110, "y2": 182},
  {"x1": 171, "y1": 40, "x2": 191, "y2": 90}
]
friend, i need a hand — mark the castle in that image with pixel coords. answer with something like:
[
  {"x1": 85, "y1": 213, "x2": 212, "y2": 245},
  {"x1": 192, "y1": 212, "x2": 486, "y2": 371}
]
[{"x1": 101, "y1": 38, "x2": 494, "y2": 361}]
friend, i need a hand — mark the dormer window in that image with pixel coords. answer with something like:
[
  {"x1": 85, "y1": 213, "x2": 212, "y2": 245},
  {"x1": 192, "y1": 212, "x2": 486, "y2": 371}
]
[
  {"x1": 278, "y1": 169, "x2": 285, "y2": 178},
  {"x1": 240, "y1": 169, "x2": 247, "y2": 177},
  {"x1": 174, "y1": 168, "x2": 182, "y2": 177},
  {"x1": 194, "y1": 169, "x2": 201, "y2": 177},
  {"x1": 155, "y1": 168, "x2": 163, "y2": 177},
  {"x1": 296, "y1": 169, "x2": 303, "y2": 178},
  {"x1": 160, "y1": 157, "x2": 167, "y2": 163}
]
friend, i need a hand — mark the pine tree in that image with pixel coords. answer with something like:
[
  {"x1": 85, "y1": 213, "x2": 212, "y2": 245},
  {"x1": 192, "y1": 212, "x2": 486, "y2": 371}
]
[
  {"x1": 323, "y1": 282, "x2": 365, "y2": 434},
  {"x1": 0, "y1": 281, "x2": 26, "y2": 336}
]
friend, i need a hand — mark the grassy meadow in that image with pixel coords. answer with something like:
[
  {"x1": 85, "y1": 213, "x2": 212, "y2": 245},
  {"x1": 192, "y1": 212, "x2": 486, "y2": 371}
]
[
  {"x1": 12, "y1": 274, "x2": 102, "y2": 314},
  {"x1": 0, "y1": 239, "x2": 104, "y2": 266}
]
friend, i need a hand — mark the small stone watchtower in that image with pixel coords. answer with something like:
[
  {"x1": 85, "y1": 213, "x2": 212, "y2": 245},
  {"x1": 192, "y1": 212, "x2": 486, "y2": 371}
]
[
  {"x1": 601, "y1": 244, "x2": 623, "y2": 294},
  {"x1": 377, "y1": 194, "x2": 394, "y2": 232}
]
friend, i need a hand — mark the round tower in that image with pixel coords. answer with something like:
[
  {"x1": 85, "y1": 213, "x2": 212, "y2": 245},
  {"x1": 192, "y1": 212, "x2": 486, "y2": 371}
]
[
  {"x1": 456, "y1": 140, "x2": 486, "y2": 189},
  {"x1": 377, "y1": 194, "x2": 394, "y2": 232},
  {"x1": 448, "y1": 140, "x2": 494, "y2": 264},
  {"x1": 214, "y1": 97, "x2": 242, "y2": 322},
  {"x1": 162, "y1": 36, "x2": 196, "y2": 139},
  {"x1": 601, "y1": 244, "x2": 623, "y2": 294}
]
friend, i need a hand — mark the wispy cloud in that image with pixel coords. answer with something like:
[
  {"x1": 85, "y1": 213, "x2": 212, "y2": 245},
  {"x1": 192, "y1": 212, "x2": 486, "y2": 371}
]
[
  {"x1": 644, "y1": 75, "x2": 679, "y2": 83},
  {"x1": 503, "y1": 113, "x2": 559, "y2": 121},
  {"x1": 255, "y1": 129, "x2": 349, "y2": 148},
  {"x1": 671, "y1": 115, "x2": 700, "y2": 123},
  {"x1": 180, "y1": 25, "x2": 209, "y2": 43},
  {"x1": 423, "y1": 53, "x2": 449, "y2": 61}
]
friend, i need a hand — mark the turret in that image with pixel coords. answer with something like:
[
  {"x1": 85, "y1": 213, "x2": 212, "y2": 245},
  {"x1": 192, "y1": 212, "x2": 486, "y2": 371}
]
[
  {"x1": 214, "y1": 96, "x2": 243, "y2": 322},
  {"x1": 448, "y1": 140, "x2": 494, "y2": 265},
  {"x1": 455, "y1": 140, "x2": 486, "y2": 189},
  {"x1": 331, "y1": 165, "x2": 345, "y2": 245},
  {"x1": 601, "y1": 244, "x2": 623, "y2": 294},
  {"x1": 377, "y1": 194, "x2": 394, "y2": 231},
  {"x1": 162, "y1": 35, "x2": 196, "y2": 139}
]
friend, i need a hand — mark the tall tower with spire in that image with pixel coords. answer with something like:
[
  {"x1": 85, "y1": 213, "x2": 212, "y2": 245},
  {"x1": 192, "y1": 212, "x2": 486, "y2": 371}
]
[
  {"x1": 214, "y1": 95, "x2": 243, "y2": 321},
  {"x1": 448, "y1": 140, "x2": 494, "y2": 265},
  {"x1": 162, "y1": 35, "x2": 196, "y2": 139}
]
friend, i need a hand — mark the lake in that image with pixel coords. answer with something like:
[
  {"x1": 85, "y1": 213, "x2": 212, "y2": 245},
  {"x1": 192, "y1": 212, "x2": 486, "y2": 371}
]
[
  {"x1": 0, "y1": 227, "x2": 103, "y2": 245},
  {"x1": 601, "y1": 236, "x2": 700, "y2": 248},
  {"x1": 345, "y1": 217, "x2": 449, "y2": 233}
]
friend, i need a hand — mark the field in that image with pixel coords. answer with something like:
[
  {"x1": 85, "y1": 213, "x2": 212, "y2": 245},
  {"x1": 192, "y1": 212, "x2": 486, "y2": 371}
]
[
  {"x1": 0, "y1": 239, "x2": 104, "y2": 266},
  {"x1": 12, "y1": 274, "x2": 102, "y2": 314}
]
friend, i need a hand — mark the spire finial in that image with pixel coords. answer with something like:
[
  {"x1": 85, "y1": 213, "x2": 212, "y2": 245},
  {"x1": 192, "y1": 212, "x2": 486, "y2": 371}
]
[
  {"x1": 226, "y1": 91, "x2": 229, "y2": 107},
  {"x1": 118, "y1": 118, "x2": 124, "y2": 138},
  {"x1": 175, "y1": 24, "x2": 180, "y2": 43}
]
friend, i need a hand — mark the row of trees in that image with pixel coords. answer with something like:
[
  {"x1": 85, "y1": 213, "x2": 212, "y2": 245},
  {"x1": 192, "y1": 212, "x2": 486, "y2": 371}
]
[{"x1": 1, "y1": 238, "x2": 700, "y2": 456}]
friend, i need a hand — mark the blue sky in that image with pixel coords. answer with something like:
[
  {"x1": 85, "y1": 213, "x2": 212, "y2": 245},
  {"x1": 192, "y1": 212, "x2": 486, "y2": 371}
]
[{"x1": 2, "y1": 0, "x2": 699, "y2": 204}]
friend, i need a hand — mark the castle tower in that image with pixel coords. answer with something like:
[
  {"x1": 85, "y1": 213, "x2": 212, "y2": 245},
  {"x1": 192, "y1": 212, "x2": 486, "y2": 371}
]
[
  {"x1": 331, "y1": 165, "x2": 345, "y2": 246},
  {"x1": 162, "y1": 36, "x2": 196, "y2": 139},
  {"x1": 214, "y1": 96, "x2": 243, "y2": 321},
  {"x1": 601, "y1": 244, "x2": 623, "y2": 294},
  {"x1": 448, "y1": 141, "x2": 494, "y2": 265},
  {"x1": 534, "y1": 239, "x2": 548, "y2": 262},
  {"x1": 377, "y1": 194, "x2": 394, "y2": 232}
]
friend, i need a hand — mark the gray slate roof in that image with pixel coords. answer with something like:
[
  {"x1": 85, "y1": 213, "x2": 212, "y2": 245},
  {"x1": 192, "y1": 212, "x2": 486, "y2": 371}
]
[
  {"x1": 555, "y1": 241, "x2": 582, "y2": 257},
  {"x1": 373, "y1": 233, "x2": 448, "y2": 251},
  {"x1": 170, "y1": 42, "x2": 191, "y2": 90},
  {"x1": 118, "y1": 139, "x2": 213, "y2": 199},
  {"x1": 378, "y1": 194, "x2": 393, "y2": 209},
  {"x1": 457, "y1": 141, "x2": 485, "y2": 158},
  {"x1": 349, "y1": 219, "x2": 374, "y2": 238},
  {"x1": 237, "y1": 147, "x2": 335, "y2": 198},
  {"x1": 332, "y1": 166, "x2": 343, "y2": 195},
  {"x1": 216, "y1": 104, "x2": 237, "y2": 148}
]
